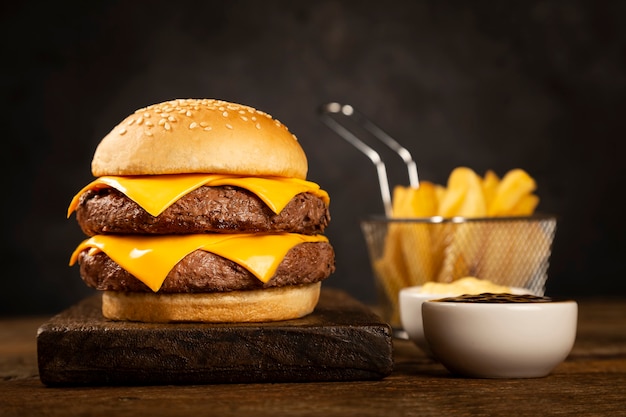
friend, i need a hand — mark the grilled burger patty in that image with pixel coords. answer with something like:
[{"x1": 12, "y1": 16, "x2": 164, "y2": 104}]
[
  {"x1": 77, "y1": 241, "x2": 335, "y2": 293},
  {"x1": 75, "y1": 186, "x2": 330, "y2": 236}
]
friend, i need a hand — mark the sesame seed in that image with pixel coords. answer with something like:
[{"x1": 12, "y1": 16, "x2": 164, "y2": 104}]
[
  {"x1": 126, "y1": 100, "x2": 283, "y2": 136},
  {"x1": 119, "y1": 128, "x2": 127, "y2": 135},
  {"x1": 145, "y1": 130, "x2": 153, "y2": 136}
]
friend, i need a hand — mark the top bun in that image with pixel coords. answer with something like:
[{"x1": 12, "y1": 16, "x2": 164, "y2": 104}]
[{"x1": 92, "y1": 99, "x2": 308, "y2": 179}]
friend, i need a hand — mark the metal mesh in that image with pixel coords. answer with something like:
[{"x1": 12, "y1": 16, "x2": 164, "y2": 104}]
[{"x1": 361, "y1": 215, "x2": 557, "y2": 327}]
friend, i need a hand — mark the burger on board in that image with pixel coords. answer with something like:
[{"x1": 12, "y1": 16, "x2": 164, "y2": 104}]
[{"x1": 68, "y1": 98, "x2": 335, "y2": 323}]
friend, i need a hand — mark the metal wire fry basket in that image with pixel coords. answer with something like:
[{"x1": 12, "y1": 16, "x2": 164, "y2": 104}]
[
  {"x1": 319, "y1": 103, "x2": 557, "y2": 329},
  {"x1": 360, "y1": 215, "x2": 557, "y2": 327}
]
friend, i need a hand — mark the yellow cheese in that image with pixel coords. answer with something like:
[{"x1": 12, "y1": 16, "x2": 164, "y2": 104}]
[
  {"x1": 69, "y1": 233, "x2": 328, "y2": 292},
  {"x1": 67, "y1": 174, "x2": 330, "y2": 218}
]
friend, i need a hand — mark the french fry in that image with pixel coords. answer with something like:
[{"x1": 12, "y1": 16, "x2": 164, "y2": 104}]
[
  {"x1": 434, "y1": 184, "x2": 446, "y2": 206},
  {"x1": 482, "y1": 170, "x2": 500, "y2": 210},
  {"x1": 406, "y1": 182, "x2": 439, "y2": 218},
  {"x1": 371, "y1": 187, "x2": 416, "y2": 325},
  {"x1": 436, "y1": 167, "x2": 487, "y2": 281},
  {"x1": 394, "y1": 182, "x2": 439, "y2": 286},
  {"x1": 367, "y1": 215, "x2": 412, "y2": 326},
  {"x1": 476, "y1": 218, "x2": 555, "y2": 290},
  {"x1": 436, "y1": 220, "x2": 491, "y2": 282},
  {"x1": 391, "y1": 186, "x2": 412, "y2": 217},
  {"x1": 374, "y1": 252, "x2": 407, "y2": 325},
  {"x1": 509, "y1": 194, "x2": 539, "y2": 216},
  {"x1": 373, "y1": 181, "x2": 442, "y2": 324},
  {"x1": 438, "y1": 167, "x2": 487, "y2": 218},
  {"x1": 479, "y1": 169, "x2": 541, "y2": 285},
  {"x1": 390, "y1": 182, "x2": 439, "y2": 217},
  {"x1": 488, "y1": 169, "x2": 536, "y2": 216}
]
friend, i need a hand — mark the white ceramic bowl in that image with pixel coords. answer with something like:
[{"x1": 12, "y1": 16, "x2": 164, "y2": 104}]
[
  {"x1": 422, "y1": 294, "x2": 578, "y2": 378},
  {"x1": 399, "y1": 288, "x2": 454, "y2": 356},
  {"x1": 399, "y1": 286, "x2": 531, "y2": 356}
]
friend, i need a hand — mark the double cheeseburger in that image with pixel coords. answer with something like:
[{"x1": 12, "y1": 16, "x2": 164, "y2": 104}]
[{"x1": 68, "y1": 98, "x2": 335, "y2": 323}]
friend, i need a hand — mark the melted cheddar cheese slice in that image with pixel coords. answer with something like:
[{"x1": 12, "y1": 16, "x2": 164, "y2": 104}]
[
  {"x1": 70, "y1": 233, "x2": 328, "y2": 292},
  {"x1": 67, "y1": 174, "x2": 330, "y2": 217}
]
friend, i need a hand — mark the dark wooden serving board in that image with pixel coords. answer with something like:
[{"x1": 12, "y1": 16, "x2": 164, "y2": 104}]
[{"x1": 37, "y1": 288, "x2": 393, "y2": 386}]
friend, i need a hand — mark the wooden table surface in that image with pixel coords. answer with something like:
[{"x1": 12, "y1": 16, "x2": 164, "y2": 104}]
[{"x1": 1, "y1": 297, "x2": 625, "y2": 416}]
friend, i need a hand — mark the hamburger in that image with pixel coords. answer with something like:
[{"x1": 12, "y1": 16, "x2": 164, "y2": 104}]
[{"x1": 68, "y1": 98, "x2": 335, "y2": 323}]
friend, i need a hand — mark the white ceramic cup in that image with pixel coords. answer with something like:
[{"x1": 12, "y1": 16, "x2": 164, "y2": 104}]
[
  {"x1": 399, "y1": 288, "x2": 454, "y2": 356},
  {"x1": 422, "y1": 295, "x2": 578, "y2": 378},
  {"x1": 399, "y1": 286, "x2": 531, "y2": 357}
]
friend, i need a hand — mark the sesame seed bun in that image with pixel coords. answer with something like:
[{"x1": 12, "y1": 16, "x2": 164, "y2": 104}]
[{"x1": 91, "y1": 98, "x2": 308, "y2": 179}]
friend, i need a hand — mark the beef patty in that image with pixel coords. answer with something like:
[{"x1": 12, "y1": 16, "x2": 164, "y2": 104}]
[
  {"x1": 77, "y1": 241, "x2": 335, "y2": 293},
  {"x1": 75, "y1": 186, "x2": 330, "y2": 236}
]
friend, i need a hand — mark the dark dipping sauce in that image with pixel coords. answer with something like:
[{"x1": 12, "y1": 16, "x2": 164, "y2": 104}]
[{"x1": 434, "y1": 293, "x2": 554, "y2": 303}]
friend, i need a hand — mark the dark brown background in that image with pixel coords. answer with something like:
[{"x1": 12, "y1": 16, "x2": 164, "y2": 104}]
[{"x1": 2, "y1": 0, "x2": 624, "y2": 315}]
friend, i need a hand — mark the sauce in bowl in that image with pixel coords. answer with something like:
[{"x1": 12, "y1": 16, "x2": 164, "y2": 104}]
[{"x1": 434, "y1": 293, "x2": 555, "y2": 303}]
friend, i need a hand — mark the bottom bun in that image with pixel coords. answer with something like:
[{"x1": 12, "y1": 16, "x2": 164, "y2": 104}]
[{"x1": 102, "y1": 282, "x2": 321, "y2": 323}]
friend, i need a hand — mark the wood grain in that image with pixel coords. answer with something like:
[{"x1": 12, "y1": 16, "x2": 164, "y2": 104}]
[
  {"x1": 1, "y1": 295, "x2": 625, "y2": 417},
  {"x1": 36, "y1": 289, "x2": 394, "y2": 386}
]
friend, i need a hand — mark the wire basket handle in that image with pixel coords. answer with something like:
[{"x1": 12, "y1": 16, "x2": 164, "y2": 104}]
[{"x1": 318, "y1": 102, "x2": 420, "y2": 217}]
